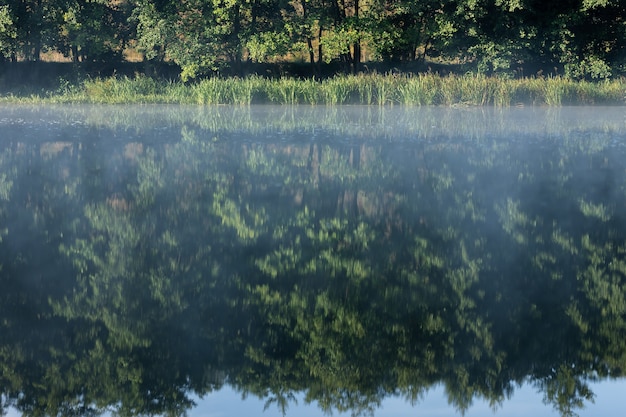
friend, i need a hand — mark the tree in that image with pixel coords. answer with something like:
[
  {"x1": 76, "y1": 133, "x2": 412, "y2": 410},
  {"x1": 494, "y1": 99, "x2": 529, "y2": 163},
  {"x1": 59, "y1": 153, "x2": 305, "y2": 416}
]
[
  {"x1": 436, "y1": 0, "x2": 626, "y2": 77},
  {"x1": 57, "y1": 0, "x2": 132, "y2": 62},
  {"x1": 6, "y1": 0, "x2": 52, "y2": 60},
  {"x1": 363, "y1": 0, "x2": 444, "y2": 63},
  {"x1": 0, "y1": 4, "x2": 16, "y2": 59},
  {"x1": 133, "y1": 0, "x2": 299, "y2": 79}
]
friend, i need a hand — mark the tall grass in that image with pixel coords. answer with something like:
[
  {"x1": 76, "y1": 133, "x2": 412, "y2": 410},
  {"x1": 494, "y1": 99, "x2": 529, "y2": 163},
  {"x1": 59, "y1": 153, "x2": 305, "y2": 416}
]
[
  {"x1": 397, "y1": 74, "x2": 439, "y2": 105},
  {"x1": 8, "y1": 73, "x2": 626, "y2": 106}
]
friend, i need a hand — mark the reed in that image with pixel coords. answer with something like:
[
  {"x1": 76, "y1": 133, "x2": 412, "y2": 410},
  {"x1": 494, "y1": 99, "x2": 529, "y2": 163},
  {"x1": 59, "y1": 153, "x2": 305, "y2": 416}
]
[
  {"x1": 397, "y1": 74, "x2": 439, "y2": 105},
  {"x1": 192, "y1": 77, "x2": 228, "y2": 105},
  {"x1": 356, "y1": 75, "x2": 376, "y2": 105},
  {"x1": 321, "y1": 75, "x2": 354, "y2": 105},
  {"x1": 3, "y1": 73, "x2": 625, "y2": 106},
  {"x1": 265, "y1": 77, "x2": 303, "y2": 105},
  {"x1": 82, "y1": 76, "x2": 166, "y2": 103},
  {"x1": 299, "y1": 78, "x2": 321, "y2": 105},
  {"x1": 372, "y1": 74, "x2": 397, "y2": 105},
  {"x1": 491, "y1": 77, "x2": 515, "y2": 106}
]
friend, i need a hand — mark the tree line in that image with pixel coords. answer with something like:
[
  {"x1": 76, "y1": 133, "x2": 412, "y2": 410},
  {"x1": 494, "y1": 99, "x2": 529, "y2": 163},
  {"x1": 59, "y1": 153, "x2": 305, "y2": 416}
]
[{"x1": 0, "y1": 0, "x2": 625, "y2": 80}]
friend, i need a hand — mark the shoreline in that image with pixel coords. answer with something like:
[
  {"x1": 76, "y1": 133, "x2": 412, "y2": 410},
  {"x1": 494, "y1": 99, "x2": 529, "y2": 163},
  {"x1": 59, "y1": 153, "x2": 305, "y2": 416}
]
[{"x1": 1, "y1": 73, "x2": 625, "y2": 106}]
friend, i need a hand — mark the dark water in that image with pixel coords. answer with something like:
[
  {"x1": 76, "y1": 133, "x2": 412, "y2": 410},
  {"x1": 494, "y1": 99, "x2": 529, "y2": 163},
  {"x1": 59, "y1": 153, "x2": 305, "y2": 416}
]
[{"x1": 1, "y1": 105, "x2": 625, "y2": 417}]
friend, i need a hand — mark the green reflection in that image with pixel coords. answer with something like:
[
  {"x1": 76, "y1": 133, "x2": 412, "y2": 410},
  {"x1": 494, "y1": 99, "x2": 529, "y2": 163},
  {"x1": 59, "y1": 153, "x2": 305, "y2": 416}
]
[{"x1": 1, "y1": 106, "x2": 626, "y2": 417}]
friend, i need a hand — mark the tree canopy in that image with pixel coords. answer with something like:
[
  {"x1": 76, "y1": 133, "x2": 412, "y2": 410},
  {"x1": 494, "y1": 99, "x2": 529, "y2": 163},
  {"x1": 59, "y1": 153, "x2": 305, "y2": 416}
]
[{"x1": 0, "y1": 0, "x2": 625, "y2": 79}]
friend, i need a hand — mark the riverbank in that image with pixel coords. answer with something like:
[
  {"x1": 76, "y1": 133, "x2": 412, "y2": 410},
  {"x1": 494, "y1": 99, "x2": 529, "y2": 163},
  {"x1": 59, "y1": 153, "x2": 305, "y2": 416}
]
[{"x1": 2, "y1": 73, "x2": 625, "y2": 106}]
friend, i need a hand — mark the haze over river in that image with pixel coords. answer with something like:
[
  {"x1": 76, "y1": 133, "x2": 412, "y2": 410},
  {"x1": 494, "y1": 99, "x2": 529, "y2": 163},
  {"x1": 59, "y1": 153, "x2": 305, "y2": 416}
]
[{"x1": 1, "y1": 105, "x2": 626, "y2": 416}]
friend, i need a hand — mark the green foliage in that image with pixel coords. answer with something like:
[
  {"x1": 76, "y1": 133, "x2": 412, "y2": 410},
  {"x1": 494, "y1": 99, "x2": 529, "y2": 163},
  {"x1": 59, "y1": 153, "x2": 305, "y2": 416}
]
[
  {"x1": 57, "y1": 1, "x2": 127, "y2": 62},
  {"x1": 0, "y1": 0, "x2": 625, "y2": 83},
  {"x1": 133, "y1": 0, "x2": 223, "y2": 80},
  {"x1": 246, "y1": 32, "x2": 291, "y2": 63},
  {"x1": 565, "y1": 56, "x2": 612, "y2": 80},
  {"x1": 0, "y1": 4, "x2": 16, "y2": 57},
  {"x1": 319, "y1": 26, "x2": 360, "y2": 64}
]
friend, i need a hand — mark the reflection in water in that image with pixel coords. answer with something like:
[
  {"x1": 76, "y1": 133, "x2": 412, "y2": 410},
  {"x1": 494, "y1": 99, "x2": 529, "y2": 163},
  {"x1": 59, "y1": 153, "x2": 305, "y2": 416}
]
[{"x1": 1, "y1": 105, "x2": 626, "y2": 417}]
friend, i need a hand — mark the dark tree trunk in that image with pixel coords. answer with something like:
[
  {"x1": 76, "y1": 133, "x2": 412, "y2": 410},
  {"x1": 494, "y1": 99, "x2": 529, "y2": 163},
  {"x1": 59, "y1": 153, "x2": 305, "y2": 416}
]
[
  {"x1": 232, "y1": 4, "x2": 242, "y2": 76},
  {"x1": 317, "y1": 26, "x2": 323, "y2": 68},
  {"x1": 300, "y1": 0, "x2": 317, "y2": 75},
  {"x1": 352, "y1": 0, "x2": 360, "y2": 73}
]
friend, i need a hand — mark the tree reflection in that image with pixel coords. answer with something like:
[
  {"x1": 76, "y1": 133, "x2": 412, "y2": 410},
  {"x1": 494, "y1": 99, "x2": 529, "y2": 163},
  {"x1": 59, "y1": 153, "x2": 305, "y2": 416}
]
[{"x1": 0, "y1": 107, "x2": 625, "y2": 417}]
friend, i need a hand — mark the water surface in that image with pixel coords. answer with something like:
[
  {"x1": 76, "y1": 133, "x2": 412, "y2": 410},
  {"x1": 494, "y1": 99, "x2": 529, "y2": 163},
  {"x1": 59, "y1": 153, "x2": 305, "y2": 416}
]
[{"x1": 1, "y1": 105, "x2": 625, "y2": 417}]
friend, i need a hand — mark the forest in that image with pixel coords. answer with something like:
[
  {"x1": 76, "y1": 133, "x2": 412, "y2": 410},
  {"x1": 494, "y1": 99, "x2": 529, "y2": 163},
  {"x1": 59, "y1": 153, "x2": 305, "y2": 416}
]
[{"x1": 0, "y1": 0, "x2": 625, "y2": 81}]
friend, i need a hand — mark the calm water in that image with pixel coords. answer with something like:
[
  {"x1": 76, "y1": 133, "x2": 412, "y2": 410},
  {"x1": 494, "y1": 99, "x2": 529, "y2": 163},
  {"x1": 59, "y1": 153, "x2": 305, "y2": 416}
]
[{"x1": 1, "y1": 105, "x2": 625, "y2": 417}]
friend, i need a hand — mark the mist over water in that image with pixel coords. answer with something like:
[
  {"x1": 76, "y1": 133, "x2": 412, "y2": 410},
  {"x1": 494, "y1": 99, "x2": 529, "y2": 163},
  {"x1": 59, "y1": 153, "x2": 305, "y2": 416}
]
[{"x1": 1, "y1": 105, "x2": 626, "y2": 417}]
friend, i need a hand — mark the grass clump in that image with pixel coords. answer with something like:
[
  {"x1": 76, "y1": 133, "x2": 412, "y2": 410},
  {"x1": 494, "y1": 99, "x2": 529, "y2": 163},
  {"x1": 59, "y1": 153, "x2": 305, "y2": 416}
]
[
  {"x1": 397, "y1": 74, "x2": 440, "y2": 105},
  {"x1": 73, "y1": 76, "x2": 169, "y2": 103},
  {"x1": 2, "y1": 73, "x2": 625, "y2": 106}
]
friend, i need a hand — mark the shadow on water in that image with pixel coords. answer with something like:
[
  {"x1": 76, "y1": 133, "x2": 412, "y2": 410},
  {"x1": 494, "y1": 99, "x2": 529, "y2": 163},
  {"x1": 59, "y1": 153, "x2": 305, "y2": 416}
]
[{"x1": 1, "y1": 105, "x2": 626, "y2": 417}]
